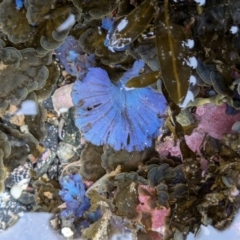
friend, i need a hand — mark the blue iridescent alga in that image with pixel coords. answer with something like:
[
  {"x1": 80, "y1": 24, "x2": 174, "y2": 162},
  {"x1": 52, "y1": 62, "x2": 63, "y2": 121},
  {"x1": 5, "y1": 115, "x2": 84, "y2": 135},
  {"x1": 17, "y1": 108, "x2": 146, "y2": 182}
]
[
  {"x1": 72, "y1": 60, "x2": 167, "y2": 152},
  {"x1": 59, "y1": 174, "x2": 90, "y2": 222},
  {"x1": 55, "y1": 36, "x2": 95, "y2": 77},
  {"x1": 15, "y1": 0, "x2": 24, "y2": 10}
]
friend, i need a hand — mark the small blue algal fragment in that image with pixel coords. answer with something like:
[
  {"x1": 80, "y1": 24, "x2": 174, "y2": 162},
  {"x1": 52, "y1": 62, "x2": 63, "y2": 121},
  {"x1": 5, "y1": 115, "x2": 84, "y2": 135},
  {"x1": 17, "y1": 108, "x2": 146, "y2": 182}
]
[
  {"x1": 68, "y1": 50, "x2": 79, "y2": 61},
  {"x1": 55, "y1": 36, "x2": 95, "y2": 77},
  {"x1": 15, "y1": 0, "x2": 24, "y2": 10},
  {"x1": 72, "y1": 60, "x2": 167, "y2": 152},
  {"x1": 101, "y1": 17, "x2": 114, "y2": 31},
  {"x1": 102, "y1": 17, "x2": 117, "y2": 51},
  {"x1": 103, "y1": 17, "x2": 129, "y2": 52},
  {"x1": 59, "y1": 174, "x2": 90, "y2": 221}
]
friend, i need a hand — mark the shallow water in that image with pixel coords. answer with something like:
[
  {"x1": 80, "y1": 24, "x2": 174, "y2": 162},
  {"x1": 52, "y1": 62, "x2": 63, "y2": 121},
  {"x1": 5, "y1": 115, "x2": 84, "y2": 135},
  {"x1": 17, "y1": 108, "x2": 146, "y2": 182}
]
[
  {"x1": 187, "y1": 211, "x2": 240, "y2": 240},
  {"x1": 0, "y1": 213, "x2": 64, "y2": 240},
  {"x1": 2, "y1": 211, "x2": 240, "y2": 240}
]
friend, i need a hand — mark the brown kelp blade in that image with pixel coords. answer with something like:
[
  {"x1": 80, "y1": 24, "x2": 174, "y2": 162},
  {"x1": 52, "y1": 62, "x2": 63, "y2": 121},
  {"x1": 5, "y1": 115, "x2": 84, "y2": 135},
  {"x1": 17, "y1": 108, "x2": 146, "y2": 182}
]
[
  {"x1": 155, "y1": 0, "x2": 190, "y2": 104},
  {"x1": 109, "y1": 0, "x2": 155, "y2": 48},
  {"x1": 126, "y1": 71, "x2": 161, "y2": 88}
]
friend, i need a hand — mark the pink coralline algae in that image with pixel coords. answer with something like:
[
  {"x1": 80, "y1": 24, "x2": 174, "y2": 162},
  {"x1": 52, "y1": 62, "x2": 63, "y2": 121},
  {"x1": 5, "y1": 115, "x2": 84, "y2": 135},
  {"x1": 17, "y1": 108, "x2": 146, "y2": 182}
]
[
  {"x1": 186, "y1": 103, "x2": 240, "y2": 152},
  {"x1": 157, "y1": 103, "x2": 240, "y2": 156},
  {"x1": 156, "y1": 136, "x2": 182, "y2": 158},
  {"x1": 136, "y1": 185, "x2": 170, "y2": 239},
  {"x1": 72, "y1": 60, "x2": 167, "y2": 152}
]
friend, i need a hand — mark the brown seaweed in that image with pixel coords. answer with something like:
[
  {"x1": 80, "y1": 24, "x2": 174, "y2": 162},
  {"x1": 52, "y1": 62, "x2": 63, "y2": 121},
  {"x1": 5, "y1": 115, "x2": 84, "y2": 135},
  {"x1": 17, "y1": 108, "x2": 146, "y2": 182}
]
[{"x1": 155, "y1": 0, "x2": 191, "y2": 104}]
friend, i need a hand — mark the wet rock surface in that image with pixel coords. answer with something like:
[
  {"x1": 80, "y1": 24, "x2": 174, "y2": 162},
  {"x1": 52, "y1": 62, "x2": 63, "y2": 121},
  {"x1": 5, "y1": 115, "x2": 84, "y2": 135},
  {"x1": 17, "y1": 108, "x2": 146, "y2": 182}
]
[{"x1": 2, "y1": 1, "x2": 240, "y2": 240}]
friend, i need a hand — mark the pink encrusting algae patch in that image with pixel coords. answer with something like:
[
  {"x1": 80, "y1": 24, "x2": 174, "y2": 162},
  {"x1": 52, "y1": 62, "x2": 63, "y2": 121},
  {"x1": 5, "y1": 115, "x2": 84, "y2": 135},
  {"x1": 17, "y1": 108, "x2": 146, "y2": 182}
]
[
  {"x1": 157, "y1": 103, "x2": 240, "y2": 157},
  {"x1": 194, "y1": 103, "x2": 240, "y2": 139},
  {"x1": 136, "y1": 185, "x2": 170, "y2": 238}
]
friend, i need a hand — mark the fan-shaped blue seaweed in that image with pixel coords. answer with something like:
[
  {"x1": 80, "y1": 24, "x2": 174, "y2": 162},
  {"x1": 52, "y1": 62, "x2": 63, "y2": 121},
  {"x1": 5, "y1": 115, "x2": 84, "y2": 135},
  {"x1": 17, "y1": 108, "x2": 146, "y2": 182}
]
[{"x1": 72, "y1": 60, "x2": 167, "y2": 152}]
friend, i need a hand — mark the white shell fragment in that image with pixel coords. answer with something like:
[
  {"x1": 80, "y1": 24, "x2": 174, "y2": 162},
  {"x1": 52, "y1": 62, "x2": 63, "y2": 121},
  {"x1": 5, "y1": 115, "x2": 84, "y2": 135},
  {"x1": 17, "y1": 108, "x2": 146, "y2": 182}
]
[
  {"x1": 185, "y1": 57, "x2": 198, "y2": 69},
  {"x1": 183, "y1": 39, "x2": 195, "y2": 49},
  {"x1": 15, "y1": 100, "x2": 38, "y2": 115},
  {"x1": 194, "y1": 0, "x2": 206, "y2": 6},
  {"x1": 61, "y1": 227, "x2": 74, "y2": 238},
  {"x1": 116, "y1": 18, "x2": 128, "y2": 32},
  {"x1": 189, "y1": 75, "x2": 197, "y2": 85},
  {"x1": 230, "y1": 26, "x2": 239, "y2": 34},
  {"x1": 57, "y1": 14, "x2": 75, "y2": 32},
  {"x1": 10, "y1": 178, "x2": 30, "y2": 199},
  {"x1": 179, "y1": 90, "x2": 194, "y2": 108}
]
